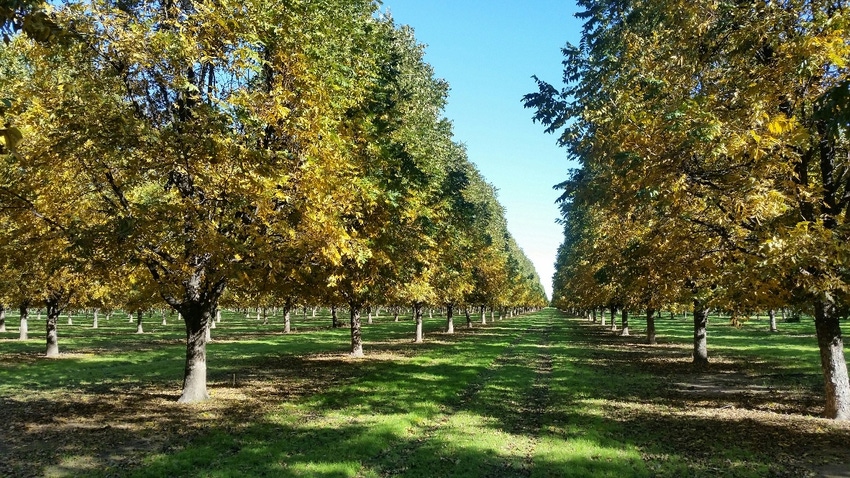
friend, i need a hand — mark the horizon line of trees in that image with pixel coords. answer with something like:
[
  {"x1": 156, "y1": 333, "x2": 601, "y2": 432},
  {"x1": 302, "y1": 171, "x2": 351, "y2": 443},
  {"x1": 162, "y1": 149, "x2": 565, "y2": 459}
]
[
  {"x1": 526, "y1": 0, "x2": 850, "y2": 418},
  {"x1": 0, "y1": 0, "x2": 547, "y2": 403}
]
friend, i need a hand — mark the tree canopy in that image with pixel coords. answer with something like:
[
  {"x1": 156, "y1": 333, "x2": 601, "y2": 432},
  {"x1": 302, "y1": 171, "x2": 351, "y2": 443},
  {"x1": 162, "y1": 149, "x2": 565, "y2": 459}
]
[
  {"x1": 527, "y1": 0, "x2": 850, "y2": 418},
  {"x1": 0, "y1": 0, "x2": 546, "y2": 402}
]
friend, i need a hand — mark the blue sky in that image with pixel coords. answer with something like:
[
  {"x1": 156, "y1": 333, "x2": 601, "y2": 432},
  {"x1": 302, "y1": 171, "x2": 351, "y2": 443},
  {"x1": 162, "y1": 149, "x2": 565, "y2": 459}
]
[{"x1": 378, "y1": 1, "x2": 583, "y2": 298}]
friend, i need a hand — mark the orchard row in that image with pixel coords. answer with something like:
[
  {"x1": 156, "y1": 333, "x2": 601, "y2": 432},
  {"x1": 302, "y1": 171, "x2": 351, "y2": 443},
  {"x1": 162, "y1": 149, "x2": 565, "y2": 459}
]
[
  {"x1": 525, "y1": 0, "x2": 850, "y2": 417},
  {"x1": 0, "y1": 1, "x2": 547, "y2": 402}
]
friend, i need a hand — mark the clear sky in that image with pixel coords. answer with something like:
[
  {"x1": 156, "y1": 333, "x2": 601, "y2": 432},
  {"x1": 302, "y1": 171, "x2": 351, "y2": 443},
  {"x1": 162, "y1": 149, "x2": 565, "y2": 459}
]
[{"x1": 378, "y1": 1, "x2": 583, "y2": 299}]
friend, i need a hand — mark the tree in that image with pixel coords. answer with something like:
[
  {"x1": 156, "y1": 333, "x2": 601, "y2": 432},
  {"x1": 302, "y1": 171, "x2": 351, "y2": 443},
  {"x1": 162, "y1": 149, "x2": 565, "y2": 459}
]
[{"x1": 2, "y1": 0, "x2": 378, "y2": 401}]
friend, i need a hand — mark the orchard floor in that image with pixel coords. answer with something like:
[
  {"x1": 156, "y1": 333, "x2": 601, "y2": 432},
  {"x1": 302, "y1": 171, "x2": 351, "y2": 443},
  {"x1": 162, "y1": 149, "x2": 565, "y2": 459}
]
[{"x1": 2, "y1": 309, "x2": 850, "y2": 477}]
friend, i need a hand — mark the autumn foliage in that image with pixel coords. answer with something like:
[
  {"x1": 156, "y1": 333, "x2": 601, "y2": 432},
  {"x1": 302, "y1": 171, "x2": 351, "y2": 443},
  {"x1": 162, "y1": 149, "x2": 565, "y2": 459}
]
[
  {"x1": 0, "y1": 0, "x2": 546, "y2": 402},
  {"x1": 526, "y1": 0, "x2": 850, "y2": 418}
]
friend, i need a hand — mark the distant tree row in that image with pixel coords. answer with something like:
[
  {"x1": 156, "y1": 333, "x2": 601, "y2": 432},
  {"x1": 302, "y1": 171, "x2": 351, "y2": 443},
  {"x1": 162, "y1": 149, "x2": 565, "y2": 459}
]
[
  {"x1": 526, "y1": 0, "x2": 850, "y2": 418},
  {"x1": 0, "y1": 0, "x2": 546, "y2": 402}
]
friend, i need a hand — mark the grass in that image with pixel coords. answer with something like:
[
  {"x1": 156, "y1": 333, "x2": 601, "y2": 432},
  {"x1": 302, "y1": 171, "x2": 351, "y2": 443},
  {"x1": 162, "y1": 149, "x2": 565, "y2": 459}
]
[{"x1": 1, "y1": 308, "x2": 850, "y2": 477}]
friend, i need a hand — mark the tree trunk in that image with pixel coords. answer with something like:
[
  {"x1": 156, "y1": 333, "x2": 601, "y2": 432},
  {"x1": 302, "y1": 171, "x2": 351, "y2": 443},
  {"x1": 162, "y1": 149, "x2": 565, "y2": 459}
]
[
  {"x1": 645, "y1": 308, "x2": 656, "y2": 344},
  {"x1": 465, "y1": 308, "x2": 472, "y2": 328},
  {"x1": 592, "y1": 308, "x2": 597, "y2": 323},
  {"x1": 413, "y1": 302, "x2": 424, "y2": 343},
  {"x1": 0, "y1": 305, "x2": 6, "y2": 333},
  {"x1": 18, "y1": 301, "x2": 29, "y2": 340},
  {"x1": 176, "y1": 301, "x2": 212, "y2": 403},
  {"x1": 216, "y1": 308, "x2": 221, "y2": 323},
  {"x1": 160, "y1": 272, "x2": 226, "y2": 404},
  {"x1": 600, "y1": 308, "x2": 606, "y2": 326},
  {"x1": 45, "y1": 293, "x2": 63, "y2": 358},
  {"x1": 92, "y1": 309, "x2": 99, "y2": 329},
  {"x1": 814, "y1": 298, "x2": 850, "y2": 419},
  {"x1": 367, "y1": 306, "x2": 373, "y2": 325},
  {"x1": 135, "y1": 310, "x2": 144, "y2": 334},
  {"x1": 610, "y1": 307, "x2": 617, "y2": 332},
  {"x1": 331, "y1": 305, "x2": 340, "y2": 328},
  {"x1": 349, "y1": 303, "x2": 364, "y2": 357},
  {"x1": 445, "y1": 304, "x2": 454, "y2": 334},
  {"x1": 693, "y1": 301, "x2": 709, "y2": 367},
  {"x1": 480, "y1": 306, "x2": 486, "y2": 325},
  {"x1": 620, "y1": 309, "x2": 630, "y2": 336},
  {"x1": 283, "y1": 303, "x2": 292, "y2": 334},
  {"x1": 67, "y1": 310, "x2": 73, "y2": 326},
  {"x1": 769, "y1": 309, "x2": 778, "y2": 333}
]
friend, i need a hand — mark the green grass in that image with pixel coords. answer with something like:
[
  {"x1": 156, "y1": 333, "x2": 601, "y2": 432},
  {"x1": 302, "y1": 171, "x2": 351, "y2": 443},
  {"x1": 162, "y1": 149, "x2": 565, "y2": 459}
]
[{"x1": 1, "y1": 308, "x2": 849, "y2": 477}]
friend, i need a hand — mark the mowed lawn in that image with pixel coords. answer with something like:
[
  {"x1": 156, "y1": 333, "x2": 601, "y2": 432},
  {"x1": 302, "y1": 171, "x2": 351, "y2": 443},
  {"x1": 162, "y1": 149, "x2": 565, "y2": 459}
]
[{"x1": 2, "y1": 308, "x2": 850, "y2": 477}]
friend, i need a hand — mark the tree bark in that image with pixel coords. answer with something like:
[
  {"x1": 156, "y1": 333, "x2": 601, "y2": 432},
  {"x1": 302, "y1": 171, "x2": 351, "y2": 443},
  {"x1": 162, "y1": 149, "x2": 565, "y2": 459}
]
[
  {"x1": 693, "y1": 301, "x2": 709, "y2": 367},
  {"x1": 769, "y1": 309, "x2": 778, "y2": 333},
  {"x1": 136, "y1": 310, "x2": 144, "y2": 334},
  {"x1": 445, "y1": 303, "x2": 454, "y2": 334},
  {"x1": 18, "y1": 301, "x2": 29, "y2": 340},
  {"x1": 154, "y1": 270, "x2": 226, "y2": 404},
  {"x1": 45, "y1": 293, "x2": 63, "y2": 358},
  {"x1": 92, "y1": 309, "x2": 99, "y2": 329},
  {"x1": 814, "y1": 298, "x2": 850, "y2": 419},
  {"x1": 367, "y1": 306, "x2": 373, "y2": 325},
  {"x1": 349, "y1": 303, "x2": 364, "y2": 357},
  {"x1": 0, "y1": 305, "x2": 6, "y2": 333},
  {"x1": 480, "y1": 306, "x2": 486, "y2": 325},
  {"x1": 283, "y1": 302, "x2": 292, "y2": 334},
  {"x1": 620, "y1": 309, "x2": 630, "y2": 336},
  {"x1": 645, "y1": 308, "x2": 656, "y2": 344},
  {"x1": 600, "y1": 308, "x2": 606, "y2": 326},
  {"x1": 610, "y1": 307, "x2": 617, "y2": 332},
  {"x1": 465, "y1": 308, "x2": 472, "y2": 328},
  {"x1": 67, "y1": 310, "x2": 73, "y2": 326},
  {"x1": 592, "y1": 308, "x2": 597, "y2": 323},
  {"x1": 331, "y1": 305, "x2": 340, "y2": 328},
  {"x1": 176, "y1": 301, "x2": 213, "y2": 403},
  {"x1": 413, "y1": 302, "x2": 424, "y2": 343},
  {"x1": 393, "y1": 306, "x2": 399, "y2": 322}
]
